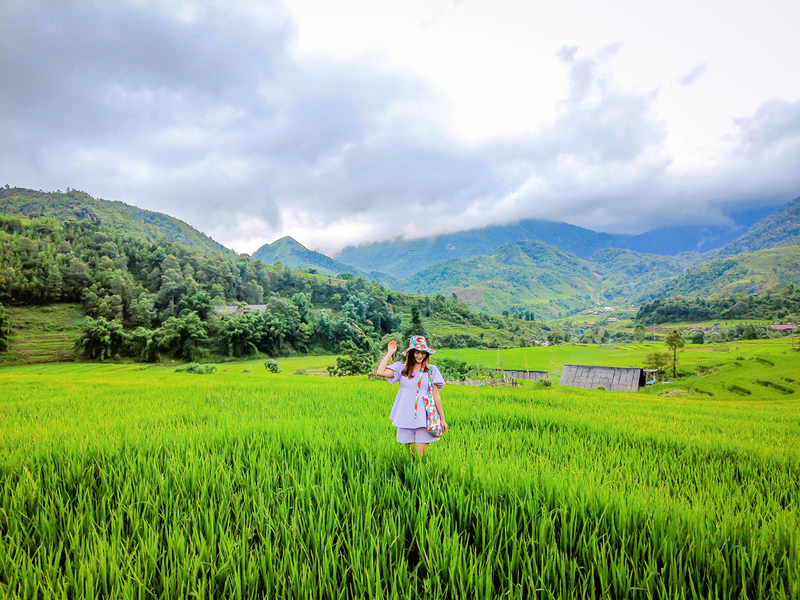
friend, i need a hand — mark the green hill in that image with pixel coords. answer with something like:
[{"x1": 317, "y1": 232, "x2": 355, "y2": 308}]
[
  {"x1": 399, "y1": 240, "x2": 606, "y2": 316},
  {"x1": 593, "y1": 248, "x2": 703, "y2": 301},
  {"x1": 252, "y1": 236, "x2": 354, "y2": 274},
  {"x1": 251, "y1": 236, "x2": 400, "y2": 287},
  {"x1": 645, "y1": 245, "x2": 800, "y2": 300},
  {"x1": 0, "y1": 187, "x2": 231, "y2": 255},
  {"x1": 716, "y1": 195, "x2": 800, "y2": 257}
]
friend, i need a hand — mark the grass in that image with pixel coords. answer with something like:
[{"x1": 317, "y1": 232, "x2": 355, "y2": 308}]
[{"x1": 0, "y1": 361, "x2": 798, "y2": 598}]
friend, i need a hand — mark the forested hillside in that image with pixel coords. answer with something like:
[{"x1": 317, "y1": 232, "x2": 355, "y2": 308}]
[
  {"x1": 636, "y1": 286, "x2": 800, "y2": 325},
  {"x1": 593, "y1": 249, "x2": 703, "y2": 301},
  {"x1": 0, "y1": 187, "x2": 230, "y2": 255},
  {"x1": 715, "y1": 195, "x2": 800, "y2": 258},
  {"x1": 399, "y1": 240, "x2": 605, "y2": 317},
  {"x1": 0, "y1": 213, "x2": 542, "y2": 362},
  {"x1": 642, "y1": 246, "x2": 800, "y2": 301}
]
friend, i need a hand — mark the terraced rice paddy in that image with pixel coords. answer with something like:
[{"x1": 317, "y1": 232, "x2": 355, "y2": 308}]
[
  {"x1": 1, "y1": 361, "x2": 798, "y2": 598},
  {"x1": 0, "y1": 304, "x2": 85, "y2": 365}
]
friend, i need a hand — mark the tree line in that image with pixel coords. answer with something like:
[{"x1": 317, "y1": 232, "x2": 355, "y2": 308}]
[
  {"x1": 635, "y1": 287, "x2": 800, "y2": 325},
  {"x1": 0, "y1": 214, "x2": 537, "y2": 362}
]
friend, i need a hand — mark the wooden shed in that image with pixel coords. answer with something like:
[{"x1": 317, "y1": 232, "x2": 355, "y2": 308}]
[
  {"x1": 500, "y1": 369, "x2": 549, "y2": 381},
  {"x1": 558, "y1": 365, "x2": 645, "y2": 393}
]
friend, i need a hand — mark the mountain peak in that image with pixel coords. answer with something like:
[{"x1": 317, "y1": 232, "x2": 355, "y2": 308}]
[{"x1": 271, "y1": 236, "x2": 306, "y2": 249}]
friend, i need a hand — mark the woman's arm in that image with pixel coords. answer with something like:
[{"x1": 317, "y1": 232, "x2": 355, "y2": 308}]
[
  {"x1": 432, "y1": 386, "x2": 447, "y2": 433},
  {"x1": 375, "y1": 340, "x2": 398, "y2": 378}
]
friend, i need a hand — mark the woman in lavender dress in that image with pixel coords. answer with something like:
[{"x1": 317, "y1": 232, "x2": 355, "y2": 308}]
[{"x1": 376, "y1": 335, "x2": 448, "y2": 458}]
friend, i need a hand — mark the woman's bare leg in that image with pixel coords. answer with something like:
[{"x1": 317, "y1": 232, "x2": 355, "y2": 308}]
[
  {"x1": 415, "y1": 442, "x2": 429, "y2": 457},
  {"x1": 407, "y1": 443, "x2": 416, "y2": 456}
]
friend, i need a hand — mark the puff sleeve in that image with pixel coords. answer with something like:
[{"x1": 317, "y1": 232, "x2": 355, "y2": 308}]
[
  {"x1": 430, "y1": 365, "x2": 445, "y2": 389},
  {"x1": 386, "y1": 361, "x2": 404, "y2": 384}
]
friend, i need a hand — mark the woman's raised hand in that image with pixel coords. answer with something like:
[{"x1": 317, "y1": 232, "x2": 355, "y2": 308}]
[{"x1": 386, "y1": 340, "x2": 397, "y2": 356}]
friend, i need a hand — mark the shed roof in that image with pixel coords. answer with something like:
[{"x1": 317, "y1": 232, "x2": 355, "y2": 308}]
[{"x1": 558, "y1": 364, "x2": 644, "y2": 393}]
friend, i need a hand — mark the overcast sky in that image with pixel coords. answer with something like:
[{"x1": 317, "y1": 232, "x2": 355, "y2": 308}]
[{"x1": 1, "y1": 0, "x2": 799, "y2": 255}]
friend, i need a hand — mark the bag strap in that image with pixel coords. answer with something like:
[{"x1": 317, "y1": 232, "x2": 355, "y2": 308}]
[{"x1": 414, "y1": 367, "x2": 434, "y2": 418}]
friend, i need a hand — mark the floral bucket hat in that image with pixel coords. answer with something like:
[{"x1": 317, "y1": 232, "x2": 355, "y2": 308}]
[{"x1": 402, "y1": 335, "x2": 435, "y2": 355}]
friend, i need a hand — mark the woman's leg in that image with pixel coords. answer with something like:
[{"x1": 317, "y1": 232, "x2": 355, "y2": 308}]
[
  {"x1": 406, "y1": 443, "x2": 416, "y2": 456},
  {"x1": 415, "y1": 442, "x2": 429, "y2": 457}
]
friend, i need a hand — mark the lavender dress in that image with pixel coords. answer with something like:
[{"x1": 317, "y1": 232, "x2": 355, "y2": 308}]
[{"x1": 387, "y1": 362, "x2": 446, "y2": 431}]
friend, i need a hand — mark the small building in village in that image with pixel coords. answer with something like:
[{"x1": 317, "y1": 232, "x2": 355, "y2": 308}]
[
  {"x1": 558, "y1": 364, "x2": 645, "y2": 393},
  {"x1": 213, "y1": 304, "x2": 268, "y2": 314}
]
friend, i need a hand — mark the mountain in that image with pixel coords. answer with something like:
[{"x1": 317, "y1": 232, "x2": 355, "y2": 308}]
[
  {"x1": 335, "y1": 206, "x2": 782, "y2": 279},
  {"x1": 592, "y1": 248, "x2": 704, "y2": 301},
  {"x1": 251, "y1": 236, "x2": 400, "y2": 287},
  {"x1": 0, "y1": 187, "x2": 231, "y2": 255},
  {"x1": 642, "y1": 245, "x2": 800, "y2": 300},
  {"x1": 614, "y1": 204, "x2": 779, "y2": 255},
  {"x1": 336, "y1": 219, "x2": 620, "y2": 279},
  {"x1": 714, "y1": 195, "x2": 800, "y2": 258},
  {"x1": 398, "y1": 240, "x2": 606, "y2": 316},
  {"x1": 253, "y1": 236, "x2": 363, "y2": 275}
]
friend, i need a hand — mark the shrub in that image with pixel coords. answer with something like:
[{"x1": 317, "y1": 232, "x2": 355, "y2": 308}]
[
  {"x1": 264, "y1": 359, "x2": 280, "y2": 373},
  {"x1": 436, "y1": 357, "x2": 470, "y2": 380},
  {"x1": 174, "y1": 363, "x2": 217, "y2": 374},
  {"x1": 727, "y1": 384, "x2": 752, "y2": 396}
]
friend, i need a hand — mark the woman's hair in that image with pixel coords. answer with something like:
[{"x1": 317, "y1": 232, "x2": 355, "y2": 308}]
[{"x1": 401, "y1": 349, "x2": 429, "y2": 378}]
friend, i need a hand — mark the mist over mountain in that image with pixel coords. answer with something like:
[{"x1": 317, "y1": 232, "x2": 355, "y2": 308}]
[
  {"x1": 714, "y1": 196, "x2": 800, "y2": 258},
  {"x1": 334, "y1": 205, "x2": 781, "y2": 279}
]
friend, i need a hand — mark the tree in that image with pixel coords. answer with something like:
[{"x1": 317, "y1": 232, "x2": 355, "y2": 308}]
[
  {"x1": 403, "y1": 303, "x2": 428, "y2": 339},
  {"x1": 642, "y1": 351, "x2": 670, "y2": 375},
  {"x1": 327, "y1": 340, "x2": 375, "y2": 377},
  {"x1": 155, "y1": 311, "x2": 209, "y2": 361},
  {"x1": 125, "y1": 327, "x2": 159, "y2": 362},
  {"x1": 217, "y1": 311, "x2": 262, "y2": 357},
  {"x1": 75, "y1": 316, "x2": 127, "y2": 360},
  {"x1": 665, "y1": 329, "x2": 685, "y2": 378}
]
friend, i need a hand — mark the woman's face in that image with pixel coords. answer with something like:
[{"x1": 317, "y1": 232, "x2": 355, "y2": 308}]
[{"x1": 413, "y1": 350, "x2": 428, "y2": 364}]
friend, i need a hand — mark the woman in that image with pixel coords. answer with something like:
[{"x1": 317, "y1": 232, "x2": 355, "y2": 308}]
[{"x1": 376, "y1": 335, "x2": 448, "y2": 457}]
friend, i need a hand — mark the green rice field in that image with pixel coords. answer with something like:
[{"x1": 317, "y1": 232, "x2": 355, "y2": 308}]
[{"x1": 1, "y1": 353, "x2": 798, "y2": 598}]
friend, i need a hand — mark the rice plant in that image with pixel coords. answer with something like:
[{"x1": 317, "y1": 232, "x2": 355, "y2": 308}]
[{"x1": 0, "y1": 363, "x2": 798, "y2": 598}]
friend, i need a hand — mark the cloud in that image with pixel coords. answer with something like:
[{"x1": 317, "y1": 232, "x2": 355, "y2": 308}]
[
  {"x1": 678, "y1": 62, "x2": 709, "y2": 86},
  {"x1": 0, "y1": 0, "x2": 798, "y2": 256}
]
